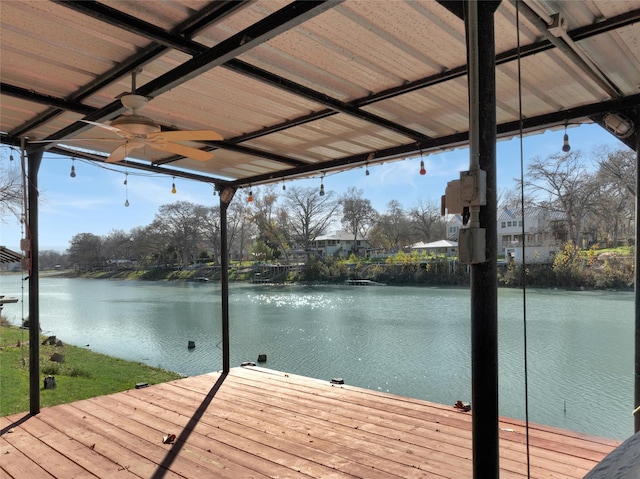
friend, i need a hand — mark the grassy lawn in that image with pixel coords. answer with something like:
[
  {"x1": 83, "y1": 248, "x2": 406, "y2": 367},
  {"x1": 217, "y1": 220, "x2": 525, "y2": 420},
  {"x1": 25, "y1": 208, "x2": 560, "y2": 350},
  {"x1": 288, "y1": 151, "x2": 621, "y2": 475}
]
[{"x1": 0, "y1": 325, "x2": 183, "y2": 417}]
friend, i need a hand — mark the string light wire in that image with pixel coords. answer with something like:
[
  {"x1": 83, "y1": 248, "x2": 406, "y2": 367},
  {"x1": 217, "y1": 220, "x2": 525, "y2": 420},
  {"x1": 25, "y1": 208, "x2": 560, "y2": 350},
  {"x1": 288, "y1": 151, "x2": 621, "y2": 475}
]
[{"x1": 515, "y1": 2, "x2": 532, "y2": 477}]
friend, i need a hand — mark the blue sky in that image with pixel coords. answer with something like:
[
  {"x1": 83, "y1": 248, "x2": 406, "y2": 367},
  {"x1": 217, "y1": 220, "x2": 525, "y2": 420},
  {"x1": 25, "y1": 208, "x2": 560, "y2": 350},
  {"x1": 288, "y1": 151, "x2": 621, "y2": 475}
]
[{"x1": 0, "y1": 123, "x2": 629, "y2": 252}]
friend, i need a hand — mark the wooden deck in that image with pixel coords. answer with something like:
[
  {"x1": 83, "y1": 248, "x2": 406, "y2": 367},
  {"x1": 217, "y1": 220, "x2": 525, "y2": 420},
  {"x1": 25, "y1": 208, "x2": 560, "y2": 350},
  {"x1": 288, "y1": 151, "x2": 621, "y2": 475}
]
[{"x1": 1, "y1": 366, "x2": 620, "y2": 478}]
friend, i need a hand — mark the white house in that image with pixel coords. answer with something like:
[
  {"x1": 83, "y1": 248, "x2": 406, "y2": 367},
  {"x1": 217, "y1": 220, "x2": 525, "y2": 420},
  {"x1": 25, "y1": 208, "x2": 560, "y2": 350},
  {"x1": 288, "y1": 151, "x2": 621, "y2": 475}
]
[
  {"x1": 446, "y1": 214, "x2": 463, "y2": 241},
  {"x1": 498, "y1": 207, "x2": 567, "y2": 263},
  {"x1": 309, "y1": 230, "x2": 370, "y2": 258}
]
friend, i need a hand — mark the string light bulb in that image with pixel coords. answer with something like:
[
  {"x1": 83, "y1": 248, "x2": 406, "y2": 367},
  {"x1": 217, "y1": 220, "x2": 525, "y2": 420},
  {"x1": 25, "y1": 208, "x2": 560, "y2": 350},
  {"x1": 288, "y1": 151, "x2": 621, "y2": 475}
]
[
  {"x1": 282, "y1": 179, "x2": 286, "y2": 191},
  {"x1": 171, "y1": 177, "x2": 177, "y2": 194},
  {"x1": 248, "y1": 188, "x2": 253, "y2": 202},
  {"x1": 419, "y1": 160, "x2": 426, "y2": 176},
  {"x1": 365, "y1": 163, "x2": 370, "y2": 176},
  {"x1": 70, "y1": 159, "x2": 76, "y2": 178},
  {"x1": 124, "y1": 173, "x2": 130, "y2": 207},
  {"x1": 562, "y1": 123, "x2": 571, "y2": 152},
  {"x1": 319, "y1": 174, "x2": 325, "y2": 196}
]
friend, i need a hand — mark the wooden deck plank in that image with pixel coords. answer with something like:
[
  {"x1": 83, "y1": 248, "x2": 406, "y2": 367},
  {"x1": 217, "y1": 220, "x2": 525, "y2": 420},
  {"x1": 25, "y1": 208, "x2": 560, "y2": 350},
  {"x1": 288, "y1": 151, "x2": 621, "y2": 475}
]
[
  {"x1": 1, "y1": 414, "x2": 139, "y2": 479},
  {"x1": 0, "y1": 367, "x2": 621, "y2": 479},
  {"x1": 122, "y1": 384, "x2": 412, "y2": 479},
  {"x1": 33, "y1": 405, "x2": 185, "y2": 479},
  {"x1": 90, "y1": 393, "x2": 313, "y2": 479},
  {"x1": 0, "y1": 416, "x2": 97, "y2": 479},
  {"x1": 126, "y1": 381, "x2": 469, "y2": 479},
  {"x1": 174, "y1": 371, "x2": 598, "y2": 478},
  {"x1": 0, "y1": 437, "x2": 56, "y2": 479}
]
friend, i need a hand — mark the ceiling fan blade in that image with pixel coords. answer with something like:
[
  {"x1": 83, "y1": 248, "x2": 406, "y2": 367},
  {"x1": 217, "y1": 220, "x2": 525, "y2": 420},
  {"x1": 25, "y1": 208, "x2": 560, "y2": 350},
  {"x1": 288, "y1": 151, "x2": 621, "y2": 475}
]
[
  {"x1": 81, "y1": 120, "x2": 128, "y2": 137},
  {"x1": 148, "y1": 130, "x2": 223, "y2": 142},
  {"x1": 105, "y1": 144, "x2": 135, "y2": 163},
  {"x1": 148, "y1": 141, "x2": 214, "y2": 162},
  {"x1": 28, "y1": 137, "x2": 123, "y2": 144}
]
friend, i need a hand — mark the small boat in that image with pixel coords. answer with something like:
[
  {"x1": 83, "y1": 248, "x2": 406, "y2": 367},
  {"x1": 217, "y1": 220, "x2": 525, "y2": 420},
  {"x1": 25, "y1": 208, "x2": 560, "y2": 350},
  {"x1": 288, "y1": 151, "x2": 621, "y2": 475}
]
[{"x1": 194, "y1": 277, "x2": 209, "y2": 282}]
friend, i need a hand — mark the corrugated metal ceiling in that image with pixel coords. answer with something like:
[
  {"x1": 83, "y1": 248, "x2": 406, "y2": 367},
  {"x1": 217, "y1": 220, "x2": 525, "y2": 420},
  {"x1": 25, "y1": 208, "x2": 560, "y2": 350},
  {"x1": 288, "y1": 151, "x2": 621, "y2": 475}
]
[{"x1": 1, "y1": 0, "x2": 639, "y2": 189}]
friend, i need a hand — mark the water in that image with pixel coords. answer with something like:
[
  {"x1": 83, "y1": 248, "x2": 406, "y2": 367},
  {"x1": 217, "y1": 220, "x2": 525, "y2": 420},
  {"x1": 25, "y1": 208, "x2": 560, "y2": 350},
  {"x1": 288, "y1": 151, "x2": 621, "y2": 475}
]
[{"x1": 0, "y1": 275, "x2": 633, "y2": 440}]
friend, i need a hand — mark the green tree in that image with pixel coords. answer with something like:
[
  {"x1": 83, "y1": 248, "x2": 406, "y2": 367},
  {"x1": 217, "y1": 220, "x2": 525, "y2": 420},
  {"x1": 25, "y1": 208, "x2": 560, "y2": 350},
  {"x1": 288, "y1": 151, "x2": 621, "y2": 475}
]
[
  {"x1": 250, "y1": 187, "x2": 290, "y2": 262},
  {"x1": 67, "y1": 233, "x2": 103, "y2": 270}
]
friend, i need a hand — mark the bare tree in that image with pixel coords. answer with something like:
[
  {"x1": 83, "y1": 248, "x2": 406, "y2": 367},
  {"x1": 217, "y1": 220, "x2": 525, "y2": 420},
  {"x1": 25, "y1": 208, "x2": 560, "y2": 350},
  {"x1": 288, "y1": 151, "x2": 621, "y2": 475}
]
[
  {"x1": 155, "y1": 201, "x2": 208, "y2": 266},
  {"x1": 226, "y1": 197, "x2": 256, "y2": 262},
  {"x1": 369, "y1": 200, "x2": 413, "y2": 252},
  {"x1": 0, "y1": 160, "x2": 23, "y2": 222},
  {"x1": 591, "y1": 146, "x2": 636, "y2": 246},
  {"x1": 102, "y1": 229, "x2": 133, "y2": 262},
  {"x1": 200, "y1": 205, "x2": 221, "y2": 263},
  {"x1": 408, "y1": 199, "x2": 446, "y2": 242},
  {"x1": 525, "y1": 151, "x2": 599, "y2": 246},
  {"x1": 281, "y1": 186, "x2": 339, "y2": 251},
  {"x1": 596, "y1": 146, "x2": 636, "y2": 197},
  {"x1": 340, "y1": 187, "x2": 378, "y2": 254}
]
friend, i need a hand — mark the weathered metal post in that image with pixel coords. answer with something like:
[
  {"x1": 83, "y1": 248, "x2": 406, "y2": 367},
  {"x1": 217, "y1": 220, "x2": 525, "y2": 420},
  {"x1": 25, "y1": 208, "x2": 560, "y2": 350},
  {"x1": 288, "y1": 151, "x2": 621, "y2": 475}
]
[
  {"x1": 635, "y1": 107, "x2": 640, "y2": 433},
  {"x1": 465, "y1": 1, "x2": 500, "y2": 476},
  {"x1": 27, "y1": 146, "x2": 44, "y2": 415},
  {"x1": 219, "y1": 187, "x2": 236, "y2": 374}
]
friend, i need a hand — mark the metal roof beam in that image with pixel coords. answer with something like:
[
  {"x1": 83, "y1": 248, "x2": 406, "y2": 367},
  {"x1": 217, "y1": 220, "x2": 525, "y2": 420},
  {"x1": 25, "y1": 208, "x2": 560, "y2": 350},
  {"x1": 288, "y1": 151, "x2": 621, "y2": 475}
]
[
  {"x1": 516, "y1": 0, "x2": 623, "y2": 98},
  {"x1": 0, "y1": 84, "x2": 307, "y2": 167},
  {"x1": 58, "y1": 0, "x2": 430, "y2": 143},
  {"x1": 229, "y1": 7, "x2": 640, "y2": 140},
  {"x1": 228, "y1": 93, "x2": 640, "y2": 187},
  {"x1": 9, "y1": 1, "x2": 247, "y2": 139},
  {"x1": 35, "y1": 1, "x2": 340, "y2": 143}
]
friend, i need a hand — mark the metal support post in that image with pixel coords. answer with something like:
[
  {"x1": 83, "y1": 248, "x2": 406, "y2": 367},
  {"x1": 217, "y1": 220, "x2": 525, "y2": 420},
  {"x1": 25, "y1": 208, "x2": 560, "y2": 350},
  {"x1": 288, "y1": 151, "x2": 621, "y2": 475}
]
[
  {"x1": 635, "y1": 107, "x2": 640, "y2": 433},
  {"x1": 219, "y1": 187, "x2": 236, "y2": 374},
  {"x1": 27, "y1": 147, "x2": 44, "y2": 415},
  {"x1": 465, "y1": 1, "x2": 501, "y2": 477}
]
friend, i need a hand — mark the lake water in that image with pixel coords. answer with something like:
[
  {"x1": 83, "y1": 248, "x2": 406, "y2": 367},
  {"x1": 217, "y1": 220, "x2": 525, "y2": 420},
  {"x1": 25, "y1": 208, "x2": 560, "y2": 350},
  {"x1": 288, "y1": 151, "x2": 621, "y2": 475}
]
[{"x1": 0, "y1": 275, "x2": 634, "y2": 440}]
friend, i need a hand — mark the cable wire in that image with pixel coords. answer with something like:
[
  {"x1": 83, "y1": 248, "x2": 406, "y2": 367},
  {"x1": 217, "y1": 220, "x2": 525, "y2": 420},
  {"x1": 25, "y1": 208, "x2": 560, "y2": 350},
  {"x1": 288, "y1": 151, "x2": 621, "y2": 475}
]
[{"x1": 515, "y1": 1, "x2": 532, "y2": 477}]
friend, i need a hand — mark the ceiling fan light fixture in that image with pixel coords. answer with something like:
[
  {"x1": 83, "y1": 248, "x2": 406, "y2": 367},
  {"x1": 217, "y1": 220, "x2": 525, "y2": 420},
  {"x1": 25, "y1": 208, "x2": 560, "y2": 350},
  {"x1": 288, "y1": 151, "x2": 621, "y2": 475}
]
[{"x1": 120, "y1": 94, "x2": 148, "y2": 112}]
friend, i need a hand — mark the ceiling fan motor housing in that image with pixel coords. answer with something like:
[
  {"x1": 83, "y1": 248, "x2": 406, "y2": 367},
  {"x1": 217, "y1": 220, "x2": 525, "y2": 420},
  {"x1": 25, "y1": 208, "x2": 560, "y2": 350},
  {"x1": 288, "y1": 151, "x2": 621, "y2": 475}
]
[{"x1": 110, "y1": 114, "x2": 161, "y2": 137}]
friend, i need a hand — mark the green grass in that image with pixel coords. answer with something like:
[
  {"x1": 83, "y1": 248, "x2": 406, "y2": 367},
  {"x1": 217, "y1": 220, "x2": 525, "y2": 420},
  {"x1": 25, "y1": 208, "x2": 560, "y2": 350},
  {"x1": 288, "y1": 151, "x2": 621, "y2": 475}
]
[{"x1": 0, "y1": 325, "x2": 183, "y2": 417}]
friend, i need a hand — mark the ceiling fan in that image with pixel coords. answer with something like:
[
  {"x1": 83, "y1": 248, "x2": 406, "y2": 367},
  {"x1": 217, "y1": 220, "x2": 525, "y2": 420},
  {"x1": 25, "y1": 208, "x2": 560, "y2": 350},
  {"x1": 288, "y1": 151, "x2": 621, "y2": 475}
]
[{"x1": 54, "y1": 71, "x2": 223, "y2": 163}]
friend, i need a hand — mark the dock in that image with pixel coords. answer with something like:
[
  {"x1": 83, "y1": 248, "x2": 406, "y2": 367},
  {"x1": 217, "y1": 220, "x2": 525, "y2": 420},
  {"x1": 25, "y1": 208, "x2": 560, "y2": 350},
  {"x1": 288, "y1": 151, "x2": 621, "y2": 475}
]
[
  {"x1": 1, "y1": 366, "x2": 620, "y2": 478},
  {"x1": 345, "y1": 279, "x2": 386, "y2": 286}
]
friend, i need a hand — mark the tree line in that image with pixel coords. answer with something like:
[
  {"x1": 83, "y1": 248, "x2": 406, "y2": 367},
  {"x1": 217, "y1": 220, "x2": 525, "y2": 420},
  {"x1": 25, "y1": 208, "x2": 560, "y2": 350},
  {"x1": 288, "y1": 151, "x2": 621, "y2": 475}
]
[
  {"x1": 60, "y1": 186, "x2": 447, "y2": 270},
  {"x1": 0, "y1": 145, "x2": 635, "y2": 271}
]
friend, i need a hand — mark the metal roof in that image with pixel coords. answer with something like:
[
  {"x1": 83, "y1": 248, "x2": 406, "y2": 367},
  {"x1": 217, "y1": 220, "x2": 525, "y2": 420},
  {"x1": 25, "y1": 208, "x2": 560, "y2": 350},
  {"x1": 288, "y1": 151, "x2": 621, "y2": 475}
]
[
  {"x1": 0, "y1": 246, "x2": 22, "y2": 264},
  {"x1": 1, "y1": 1, "x2": 639, "y2": 190}
]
